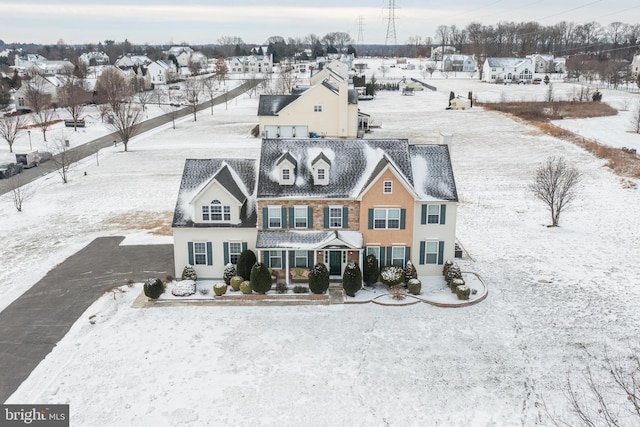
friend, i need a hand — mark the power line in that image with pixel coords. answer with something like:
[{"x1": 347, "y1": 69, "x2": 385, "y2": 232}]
[
  {"x1": 357, "y1": 16, "x2": 365, "y2": 45},
  {"x1": 385, "y1": 0, "x2": 398, "y2": 46}
]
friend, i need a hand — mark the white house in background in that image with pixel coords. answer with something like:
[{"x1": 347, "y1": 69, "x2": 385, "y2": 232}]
[
  {"x1": 114, "y1": 54, "x2": 152, "y2": 68},
  {"x1": 258, "y1": 74, "x2": 359, "y2": 139},
  {"x1": 147, "y1": 59, "x2": 178, "y2": 85},
  {"x1": 172, "y1": 138, "x2": 459, "y2": 281},
  {"x1": 442, "y1": 55, "x2": 477, "y2": 73},
  {"x1": 632, "y1": 55, "x2": 640, "y2": 78},
  {"x1": 310, "y1": 60, "x2": 350, "y2": 84},
  {"x1": 78, "y1": 51, "x2": 110, "y2": 66},
  {"x1": 14, "y1": 74, "x2": 65, "y2": 111},
  {"x1": 227, "y1": 54, "x2": 273, "y2": 75},
  {"x1": 482, "y1": 57, "x2": 535, "y2": 83},
  {"x1": 166, "y1": 46, "x2": 193, "y2": 58}
]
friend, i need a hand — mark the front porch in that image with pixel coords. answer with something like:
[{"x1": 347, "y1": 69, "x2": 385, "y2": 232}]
[{"x1": 256, "y1": 230, "x2": 364, "y2": 286}]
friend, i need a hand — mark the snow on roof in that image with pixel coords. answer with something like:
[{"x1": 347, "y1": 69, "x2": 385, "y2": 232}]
[
  {"x1": 256, "y1": 230, "x2": 363, "y2": 249},
  {"x1": 257, "y1": 138, "x2": 414, "y2": 199},
  {"x1": 172, "y1": 159, "x2": 257, "y2": 228},
  {"x1": 257, "y1": 95, "x2": 300, "y2": 116},
  {"x1": 409, "y1": 144, "x2": 458, "y2": 201}
]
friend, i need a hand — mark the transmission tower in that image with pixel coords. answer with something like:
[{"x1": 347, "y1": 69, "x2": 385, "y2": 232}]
[
  {"x1": 357, "y1": 16, "x2": 365, "y2": 45},
  {"x1": 385, "y1": 0, "x2": 397, "y2": 46}
]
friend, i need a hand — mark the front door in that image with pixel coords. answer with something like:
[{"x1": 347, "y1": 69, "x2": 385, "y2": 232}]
[{"x1": 329, "y1": 251, "x2": 342, "y2": 276}]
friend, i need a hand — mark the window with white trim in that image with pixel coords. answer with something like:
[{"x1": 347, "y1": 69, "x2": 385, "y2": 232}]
[
  {"x1": 268, "y1": 206, "x2": 282, "y2": 228},
  {"x1": 391, "y1": 247, "x2": 405, "y2": 267},
  {"x1": 202, "y1": 200, "x2": 231, "y2": 222},
  {"x1": 229, "y1": 242, "x2": 242, "y2": 264},
  {"x1": 383, "y1": 180, "x2": 392, "y2": 194},
  {"x1": 374, "y1": 208, "x2": 400, "y2": 229},
  {"x1": 282, "y1": 168, "x2": 290, "y2": 181},
  {"x1": 427, "y1": 205, "x2": 440, "y2": 224},
  {"x1": 314, "y1": 105, "x2": 322, "y2": 112},
  {"x1": 425, "y1": 241, "x2": 439, "y2": 264},
  {"x1": 294, "y1": 206, "x2": 308, "y2": 228},
  {"x1": 329, "y1": 206, "x2": 342, "y2": 228},
  {"x1": 269, "y1": 251, "x2": 282, "y2": 268},
  {"x1": 366, "y1": 246, "x2": 380, "y2": 261},
  {"x1": 193, "y1": 242, "x2": 208, "y2": 265},
  {"x1": 294, "y1": 251, "x2": 308, "y2": 268},
  {"x1": 317, "y1": 168, "x2": 325, "y2": 180}
]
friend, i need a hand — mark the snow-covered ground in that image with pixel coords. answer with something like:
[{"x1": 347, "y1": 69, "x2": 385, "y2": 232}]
[{"x1": 2, "y1": 60, "x2": 640, "y2": 426}]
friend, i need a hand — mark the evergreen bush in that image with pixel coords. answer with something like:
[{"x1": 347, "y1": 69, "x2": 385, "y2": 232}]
[
  {"x1": 144, "y1": 278, "x2": 164, "y2": 299},
  {"x1": 236, "y1": 249, "x2": 256, "y2": 281},
  {"x1": 308, "y1": 263, "x2": 330, "y2": 294},
  {"x1": 408, "y1": 278, "x2": 422, "y2": 295},
  {"x1": 342, "y1": 262, "x2": 362, "y2": 297},
  {"x1": 240, "y1": 281, "x2": 252, "y2": 294},
  {"x1": 230, "y1": 275, "x2": 244, "y2": 291},
  {"x1": 380, "y1": 265, "x2": 405, "y2": 287},
  {"x1": 249, "y1": 262, "x2": 272, "y2": 294},
  {"x1": 275, "y1": 282, "x2": 288, "y2": 294},
  {"x1": 363, "y1": 254, "x2": 380, "y2": 285},
  {"x1": 181, "y1": 264, "x2": 197, "y2": 281},
  {"x1": 293, "y1": 286, "x2": 309, "y2": 293},
  {"x1": 404, "y1": 260, "x2": 417, "y2": 283},
  {"x1": 450, "y1": 278, "x2": 465, "y2": 293},
  {"x1": 223, "y1": 263, "x2": 236, "y2": 285},
  {"x1": 456, "y1": 285, "x2": 470, "y2": 300}
]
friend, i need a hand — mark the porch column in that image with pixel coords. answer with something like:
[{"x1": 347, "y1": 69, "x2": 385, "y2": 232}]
[{"x1": 285, "y1": 249, "x2": 290, "y2": 286}]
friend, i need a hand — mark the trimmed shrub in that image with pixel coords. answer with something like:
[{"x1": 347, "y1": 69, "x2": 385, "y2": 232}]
[
  {"x1": 450, "y1": 278, "x2": 465, "y2": 293},
  {"x1": 342, "y1": 262, "x2": 362, "y2": 297},
  {"x1": 408, "y1": 278, "x2": 422, "y2": 295},
  {"x1": 380, "y1": 265, "x2": 405, "y2": 287},
  {"x1": 249, "y1": 262, "x2": 272, "y2": 294},
  {"x1": 275, "y1": 282, "x2": 288, "y2": 294},
  {"x1": 293, "y1": 285, "x2": 309, "y2": 294},
  {"x1": 592, "y1": 90, "x2": 602, "y2": 102},
  {"x1": 213, "y1": 283, "x2": 228, "y2": 296},
  {"x1": 363, "y1": 254, "x2": 380, "y2": 286},
  {"x1": 404, "y1": 260, "x2": 417, "y2": 283},
  {"x1": 144, "y1": 278, "x2": 164, "y2": 299},
  {"x1": 308, "y1": 263, "x2": 330, "y2": 294},
  {"x1": 236, "y1": 249, "x2": 256, "y2": 282},
  {"x1": 445, "y1": 263, "x2": 462, "y2": 286},
  {"x1": 223, "y1": 263, "x2": 236, "y2": 285},
  {"x1": 181, "y1": 264, "x2": 197, "y2": 281},
  {"x1": 240, "y1": 281, "x2": 252, "y2": 294},
  {"x1": 442, "y1": 259, "x2": 454, "y2": 277},
  {"x1": 172, "y1": 280, "x2": 196, "y2": 296},
  {"x1": 230, "y1": 275, "x2": 244, "y2": 291},
  {"x1": 456, "y1": 285, "x2": 470, "y2": 300}
]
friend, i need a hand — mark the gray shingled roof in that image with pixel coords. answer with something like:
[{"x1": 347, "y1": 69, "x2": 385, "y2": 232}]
[
  {"x1": 409, "y1": 144, "x2": 458, "y2": 201},
  {"x1": 256, "y1": 230, "x2": 363, "y2": 249},
  {"x1": 257, "y1": 138, "x2": 414, "y2": 199},
  {"x1": 257, "y1": 95, "x2": 300, "y2": 116},
  {"x1": 172, "y1": 159, "x2": 257, "y2": 228}
]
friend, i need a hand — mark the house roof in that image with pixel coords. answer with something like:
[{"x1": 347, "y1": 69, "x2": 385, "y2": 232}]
[
  {"x1": 409, "y1": 144, "x2": 458, "y2": 201},
  {"x1": 257, "y1": 95, "x2": 300, "y2": 116},
  {"x1": 256, "y1": 230, "x2": 363, "y2": 249},
  {"x1": 257, "y1": 138, "x2": 415, "y2": 199},
  {"x1": 172, "y1": 158, "x2": 257, "y2": 228},
  {"x1": 485, "y1": 57, "x2": 532, "y2": 68}
]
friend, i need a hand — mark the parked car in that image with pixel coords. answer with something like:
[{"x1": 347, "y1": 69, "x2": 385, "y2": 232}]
[
  {"x1": 532, "y1": 78, "x2": 542, "y2": 85},
  {"x1": 15, "y1": 151, "x2": 40, "y2": 168},
  {"x1": 0, "y1": 162, "x2": 23, "y2": 179}
]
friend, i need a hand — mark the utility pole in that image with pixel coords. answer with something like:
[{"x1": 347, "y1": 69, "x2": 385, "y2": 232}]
[
  {"x1": 357, "y1": 16, "x2": 365, "y2": 45},
  {"x1": 385, "y1": 0, "x2": 398, "y2": 46}
]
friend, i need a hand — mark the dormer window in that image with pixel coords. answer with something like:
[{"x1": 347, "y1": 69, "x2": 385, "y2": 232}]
[
  {"x1": 282, "y1": 168, "x2": 290, "y2": 181},
  {"x1": 276, "y1": 152, "x2": 297, "y2": 186},
  {"x1": 202, "y1": 199, "x2": 231, "y2": 222},
  {"x1": 311, "y1": 152, "x2": 331, "y2": 186}
]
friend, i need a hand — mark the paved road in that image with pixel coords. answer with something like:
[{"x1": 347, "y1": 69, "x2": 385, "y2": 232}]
[
  {"x1": 0, "y1": 79, "x2": 260, "y2": 196},
  {"x1": 0, "y1": 236, "x2": 174, "y2": 403}
]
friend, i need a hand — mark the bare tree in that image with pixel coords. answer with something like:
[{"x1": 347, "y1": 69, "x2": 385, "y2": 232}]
[
  {"x1": 8, "y1": 173, "x2": 33, "y2": 212},
  {"x1": 23, "y1": 79, "x2": 54, "y2": 142},
  {"x1": 545, "y1": 349, "x2": 640, "y2": 427},
  {"x1": 183, "y1": 77, "x2": 202, "y2": 121},
  {"x1": 94, "y1": 67, "x2": 133, "y2": 111},
  {"x1": 137, "y1": 89, "x2": 153, "y2": 118},
  {"x1": 214, "y1": 58, "x2": 228, "y2": 87},
  {"x1": 161, "y1": 88, "x2": 181, "y2": 130},
  {"x1": 0, "y1": 114, "x2": 28, "y2": 153},
  {"x1": 49, "y1": 136, "x2": 76, "y2": 184},
  {"x1": 108, "y1": 100, "x2": 144, "y2": 151},
  {"x1": 202, "y1": 78, "x2": 217, "y2": 115},
  {"x1": 58, "y1": 76, "x2": 91, "y2": 131},
  {"x1": 529, "y1": 156, "x2": 581, "y2": 227}
]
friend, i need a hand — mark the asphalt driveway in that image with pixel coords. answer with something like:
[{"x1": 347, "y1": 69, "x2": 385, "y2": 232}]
[{"x1": 0, "y1": 236, "x2": 174, "y2": 402}]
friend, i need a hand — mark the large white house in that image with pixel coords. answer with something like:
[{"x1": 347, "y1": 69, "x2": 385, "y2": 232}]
[
  {"x1": 482, "y1": 57, "x2": 535, "y2": 83},
  {"x1": 172, "y1": 138, "x2": 459, "y2": 282}
]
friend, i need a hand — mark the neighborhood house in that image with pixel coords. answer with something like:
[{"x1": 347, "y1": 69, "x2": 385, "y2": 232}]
[{"x1": 172, "y1": 137, "x2": 459, "y2": 284}]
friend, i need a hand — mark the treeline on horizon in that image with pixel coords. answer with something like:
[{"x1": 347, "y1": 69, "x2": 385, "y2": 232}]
[{"x1": 1, "y1": 19, "x2": 639, "y2": 64}]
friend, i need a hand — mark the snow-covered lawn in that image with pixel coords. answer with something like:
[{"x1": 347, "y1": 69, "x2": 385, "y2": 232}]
[{"x1": 2, "y1": 60, "x2": 640, "y2": 425}]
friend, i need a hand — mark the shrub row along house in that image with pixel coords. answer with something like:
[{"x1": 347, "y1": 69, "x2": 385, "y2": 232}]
[{"x1": 172, "y1": 137, "x2": 459, "y2": 284}]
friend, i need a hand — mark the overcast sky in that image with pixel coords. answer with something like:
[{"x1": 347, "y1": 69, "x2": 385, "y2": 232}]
[{"x1": 3, "y1": 1, "x2": 639, "y2": 46}]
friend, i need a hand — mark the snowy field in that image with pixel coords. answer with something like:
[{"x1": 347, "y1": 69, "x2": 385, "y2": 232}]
[{"x1": 2, "y1": 60, "x2": 640, "y2": 426}]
